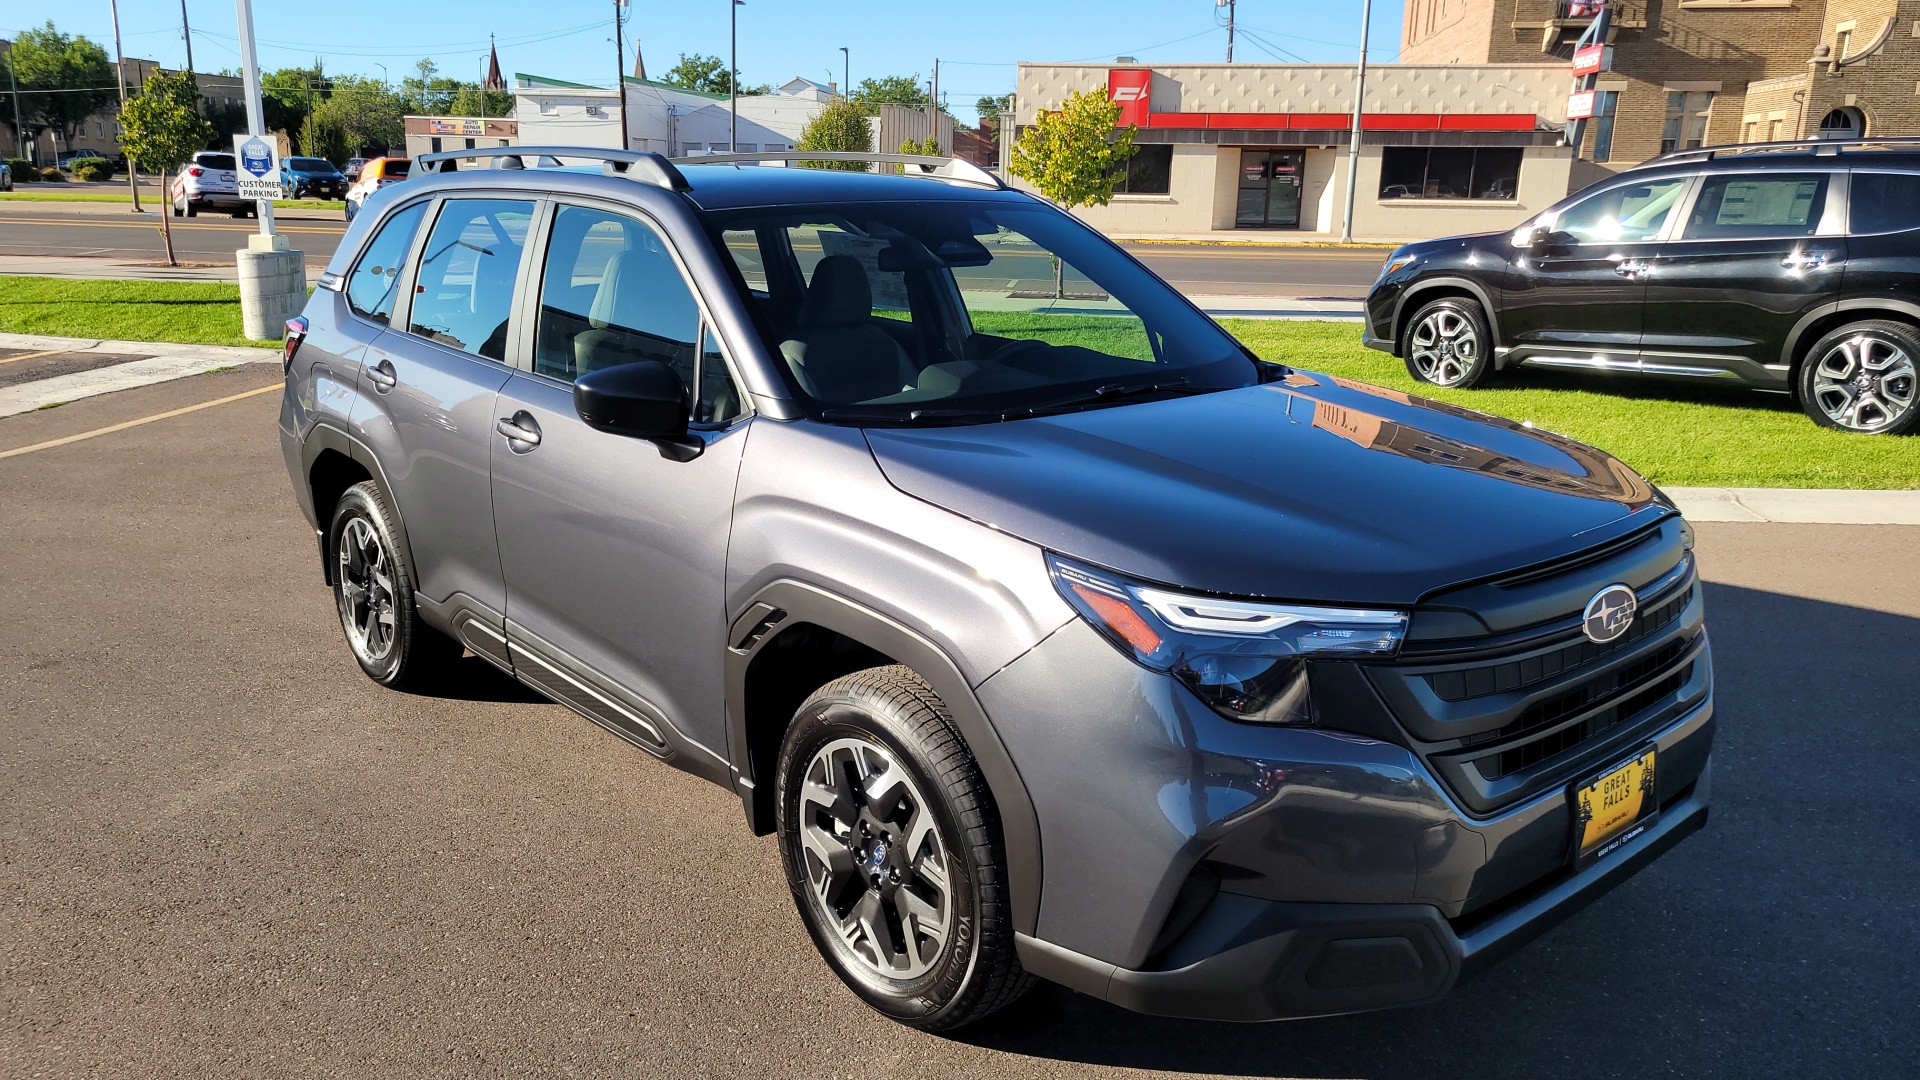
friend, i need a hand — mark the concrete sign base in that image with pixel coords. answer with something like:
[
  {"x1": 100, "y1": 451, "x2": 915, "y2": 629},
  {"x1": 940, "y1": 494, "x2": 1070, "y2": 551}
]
[{"x1": 236, "y1": 247, "x2": 305, "y2": 341}]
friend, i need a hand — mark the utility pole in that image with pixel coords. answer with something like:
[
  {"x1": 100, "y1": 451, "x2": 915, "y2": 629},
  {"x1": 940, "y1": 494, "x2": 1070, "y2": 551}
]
[
  {"x1": 181, "y1": 0, "x2": 195, "y2": 72},
  {"x1": 839, "y1": 47, "x2": 848, "y2": 99},
  {"x1": 2, "y1": 40, "x2": 23, "y2": 162},
  {"x1": 932, "y1": 58, "x2": 941, "y2": 132},
  {"x1": 613, "y1": 0, "x2": 629, "y2": 149},
  {"x1": 1219, "y1": 0, "x2": 1236, "y2": 63},
  {"x1": 108, "y1": 0, "x2": 143, "y2": 211},
  {"x1": 1339, "y1": 0, "x2": 1373, "y2": 243},
  {"x1": 730, "y1": 0, "x2": 742, "y2": 151}
]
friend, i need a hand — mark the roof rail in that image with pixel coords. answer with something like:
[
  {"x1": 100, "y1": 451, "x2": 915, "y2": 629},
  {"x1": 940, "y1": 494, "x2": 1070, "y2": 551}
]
[
  {"x1": 669, "y1": 150, "x2": 1006, "y2": 190},
  {"x1": 417, "y1": 146, "x2": 690, "y2": 192},
  {"x1": 1644, "y1": 135, "x2": 1920, "y2": 166}
]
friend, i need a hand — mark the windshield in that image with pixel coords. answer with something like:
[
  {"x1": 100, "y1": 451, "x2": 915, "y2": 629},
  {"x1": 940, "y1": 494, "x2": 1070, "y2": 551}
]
[
  {"x1": 290, "y1": 157, "x2": 333, "y2": 171},
  {"x1": 706, "y1": 200, "x2": 1258, "y2": 423},
  {"x1": 382, "y1": 159, "x2": 411, "y2": 178}
]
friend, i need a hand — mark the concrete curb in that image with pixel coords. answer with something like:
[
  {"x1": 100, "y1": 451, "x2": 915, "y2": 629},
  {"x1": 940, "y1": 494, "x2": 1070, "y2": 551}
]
[
  {"x1": 1665, "y1": 486, "x2": 1920, "y2": 525},
  {"x1": 0, "y1": 332, "x2": 275, "y2": 418}
]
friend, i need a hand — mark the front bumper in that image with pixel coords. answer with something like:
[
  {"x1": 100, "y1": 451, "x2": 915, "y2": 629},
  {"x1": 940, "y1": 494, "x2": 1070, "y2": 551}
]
[{"x1": 976, "y1": 617, "x2": 1714, "y2": 1022}]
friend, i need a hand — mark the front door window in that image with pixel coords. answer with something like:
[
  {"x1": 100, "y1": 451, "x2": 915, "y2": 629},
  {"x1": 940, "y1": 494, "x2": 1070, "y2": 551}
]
[{"x1": 1236, "y1": 149, "x2": 1305, "y2": 229}]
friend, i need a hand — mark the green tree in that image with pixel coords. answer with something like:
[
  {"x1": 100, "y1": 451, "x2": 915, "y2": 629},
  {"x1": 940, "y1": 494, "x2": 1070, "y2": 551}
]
[
  {"x1": 262, "y1": 65, "x2": 330, "y2": 153},
  {"x1": 850, "y1": 74, "x2": 926, "y2": 115},
  {"x1": 0, "y1": 22, "x2": 117, "y2": 157},
  {"x1": 1009, "y1": 87, "x2": 1136, "y2": 209},
  {"x1": 898, "y1": 136, "x2": 941, "y2": 156},
  {"x1": 976, "y1": 94, "x2": 1009, "y2": 135},
  {"x1": 311, "y1": 76, "x2": 404, "y2": 157},
  {"x1": 117, "y1": 67, "x2": 214, "y2": 266},
  {"x1": 660, "y1": 52, "x2": 766, "y2": 96},
  {"x1": 399, "y1": 57, "x2": 466, "y2": 116},
  {"x1": 447, "y1": 85, "x2": 515, "y2": 118},
  {"x1": 794, "y1": 98, "x2": 872, "y2": 170}
]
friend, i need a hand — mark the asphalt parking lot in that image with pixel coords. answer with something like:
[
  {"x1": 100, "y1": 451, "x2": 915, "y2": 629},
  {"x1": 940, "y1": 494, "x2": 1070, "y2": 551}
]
[{"x1": 3, "y1": 367, "x2": 1917, "y2": 1079}]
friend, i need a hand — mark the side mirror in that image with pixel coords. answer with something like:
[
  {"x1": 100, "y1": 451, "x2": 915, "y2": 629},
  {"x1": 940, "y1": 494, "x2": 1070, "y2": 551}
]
[{"x1": 573, "y1": 360, "x2": 703, "y2": 461}]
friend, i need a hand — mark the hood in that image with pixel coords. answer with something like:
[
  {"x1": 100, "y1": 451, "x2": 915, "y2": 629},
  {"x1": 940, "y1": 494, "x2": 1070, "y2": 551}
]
[{"x1": 863, "y1": 373, "x2": 1670, "y2": 606}]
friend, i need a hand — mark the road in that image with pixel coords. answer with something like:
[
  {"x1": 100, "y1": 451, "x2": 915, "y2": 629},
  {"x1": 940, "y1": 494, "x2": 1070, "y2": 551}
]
[
  {"x1": 0, "y1": 200, "x2": 1389, "y2": 298},
  {"x1": 2, "y1": 367, "x2": 1916, "y2": 1079}
]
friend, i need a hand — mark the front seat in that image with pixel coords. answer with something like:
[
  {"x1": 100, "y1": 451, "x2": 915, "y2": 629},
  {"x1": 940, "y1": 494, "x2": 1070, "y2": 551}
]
[
  {"x1": 574, "y1": 242, "x2": 698, "y2": 382},
  {"x1": 779, "y1": 255, "x2": 916, "y2": 403}
]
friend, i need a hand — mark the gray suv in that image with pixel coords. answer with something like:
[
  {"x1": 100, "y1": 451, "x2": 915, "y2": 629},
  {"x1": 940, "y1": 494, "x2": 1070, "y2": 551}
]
[{"x1": 279, "y1": 147, "x2": 1715, "y2": 1030}]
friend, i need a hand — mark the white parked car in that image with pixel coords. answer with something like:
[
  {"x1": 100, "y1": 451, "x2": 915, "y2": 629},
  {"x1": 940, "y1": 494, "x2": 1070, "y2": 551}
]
[{"x1": 170, "y1": 151, "x2": 253, "y2": 218}]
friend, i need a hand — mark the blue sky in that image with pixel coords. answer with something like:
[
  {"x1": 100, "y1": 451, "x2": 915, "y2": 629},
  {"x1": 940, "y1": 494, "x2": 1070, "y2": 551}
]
[{"x1": 7, "y1": 0, "x2": 1406, "y2": 121}]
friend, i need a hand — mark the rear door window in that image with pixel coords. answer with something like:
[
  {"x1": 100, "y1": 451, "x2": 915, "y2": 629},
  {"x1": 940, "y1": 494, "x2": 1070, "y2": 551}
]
[
  {"x1": 1848, "y1": 172, "x2": 1920, "y2": 234},
  {"x1": 405, "y1": 198, "x2": 535, "y2": 360},
  {"x1": 345, "y1": 200, "x2": 428, "y2": 324},
  {"x1": 1682, "y1": 174, "x2": 1829, "y2": 240}
]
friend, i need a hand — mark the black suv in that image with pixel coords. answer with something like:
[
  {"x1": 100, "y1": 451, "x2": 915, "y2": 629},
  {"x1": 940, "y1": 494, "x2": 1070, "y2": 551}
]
[{"x1": 1365, "y1": 138, "x2": 1920, "y2": 435}]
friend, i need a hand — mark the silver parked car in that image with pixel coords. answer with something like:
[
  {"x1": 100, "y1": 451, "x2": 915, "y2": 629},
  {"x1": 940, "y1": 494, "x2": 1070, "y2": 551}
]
[{"x1": 279, "y1": 147, "x2": 1714, "y2": 1030}]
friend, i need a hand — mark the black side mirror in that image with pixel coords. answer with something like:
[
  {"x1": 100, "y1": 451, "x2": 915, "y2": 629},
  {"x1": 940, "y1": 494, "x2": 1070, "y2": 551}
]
[{"x1": 573, "y1": 360, "x2": 703, "y2": 461}]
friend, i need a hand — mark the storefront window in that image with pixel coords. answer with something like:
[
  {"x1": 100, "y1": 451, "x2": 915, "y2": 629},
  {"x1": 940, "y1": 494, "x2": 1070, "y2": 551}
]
[
  {"x1": 1378, "y1": 147, "x2": 1522, "y2": 200},
  {"x1": 1661, "y1": 91, "x2": 1714, "y2": 154},
  {"x1": 1112, "y1": 145, "x2": 1173, "y2": 195}
]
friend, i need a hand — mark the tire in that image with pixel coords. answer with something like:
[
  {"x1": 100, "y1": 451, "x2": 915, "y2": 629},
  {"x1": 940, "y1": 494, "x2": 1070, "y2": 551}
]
[
  {"x1": 185, "y1": 200, "x2": 198, "y2": 218},
  {"x1": 1402, "y1": 296, "x2": 1496, "y2": 389},
  {"x1": 326, "y1": 480, "x2": 463, "y2": 689},
  {"x1": 1799, "y1": 320, "x2": 1920, "y2": 435},
  {"x1": 343, "y1": 199, "x2": 356, "y2": 223},
  {"x1": 776, "y1": 665, "x2": 1033, "y2": 1032}
]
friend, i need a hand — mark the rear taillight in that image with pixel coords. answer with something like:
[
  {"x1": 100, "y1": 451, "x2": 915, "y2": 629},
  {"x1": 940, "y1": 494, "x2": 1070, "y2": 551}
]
[
  {"x1": 283, "y1": 316, "x2": 309, "y2": 373},
  {"x1": 187, "y1": 166, "x2": 203, "y2": 177}
]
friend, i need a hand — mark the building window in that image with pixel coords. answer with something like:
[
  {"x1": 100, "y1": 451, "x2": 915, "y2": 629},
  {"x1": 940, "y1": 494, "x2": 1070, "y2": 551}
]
[
  {"x1": 1817, "y1": 107, "x2": 1864, "y2": 139},
  {"x1": 1834, "y1": 28, "x2": 1852, "y2": 61},
  {"x1": 1661, "y1": 91, "x2": 1714, "y2": 153},
  {"x1": 1113, "y1": 144, "x2": 1173, "y2": 194},
  {"x1": 1768, "y1": 118, "x2": 1782, "y2": 141},
  {"x1": 1378, "y1": 146, "x2": 1523, "y2": 200},
  {"x1": 1591, "y1": 90, "x2": 1620, "y2": 162},
  {"x1": 430, "y1": 136, "x2": 442, "y2": 153}
]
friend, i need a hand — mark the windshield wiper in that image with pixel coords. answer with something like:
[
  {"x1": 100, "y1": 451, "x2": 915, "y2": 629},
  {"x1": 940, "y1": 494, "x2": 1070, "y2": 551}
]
[{"x1": 1006, "y1": 378, "x2": 1217, "y2": 418}]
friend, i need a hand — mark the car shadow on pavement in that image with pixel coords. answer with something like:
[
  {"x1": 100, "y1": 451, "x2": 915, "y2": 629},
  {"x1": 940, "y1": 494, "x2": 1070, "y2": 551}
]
[
  {"x1": 954, "y1": 582, "x2": 1920, "y2": 1079},
  {"x1": 405, "y1": 653, "x2": 548, "y2": 704}
]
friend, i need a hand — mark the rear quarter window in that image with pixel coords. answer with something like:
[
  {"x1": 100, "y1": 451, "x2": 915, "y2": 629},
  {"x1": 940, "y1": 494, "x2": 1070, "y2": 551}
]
[
  {"x1": 1849, "y1": 172, "x2": 1920, "y2": 234},
  {"x1": 345, "y1": 201, "x2": 428, "y2": 324}
]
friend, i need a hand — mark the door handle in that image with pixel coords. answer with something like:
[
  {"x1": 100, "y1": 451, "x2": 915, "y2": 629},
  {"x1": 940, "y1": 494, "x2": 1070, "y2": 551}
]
[
  {"x1": 366, "y1": 358, "x2": 397, "y2": 392},
  {"x1": 496, "y1": 411, "x2": 542, "y2": 450},
  {"x1": 1782, "y1": 250, "x2": 1831, "y2": 271},
  {"x1": 1613, "y1": 260, "x2": 1652, "y2": 278}
]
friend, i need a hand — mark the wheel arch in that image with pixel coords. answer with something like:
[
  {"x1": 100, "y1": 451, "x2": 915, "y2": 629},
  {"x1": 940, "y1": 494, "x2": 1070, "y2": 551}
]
[
  {"x1": 1394, "y1": 278, "x2": 1502, "y2": 362},
  {"x1": 724, "y1": 579, "x2": 1044, "y2": 936},
  {"x1": 302, "y1": 420, "x2": 416, "y2": 587},
  {"x1": 1780, "y1": 299, "x2": 1920, "y2": 391}
]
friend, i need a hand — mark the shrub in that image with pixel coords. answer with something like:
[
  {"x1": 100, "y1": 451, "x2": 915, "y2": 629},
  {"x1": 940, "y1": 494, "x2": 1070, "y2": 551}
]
[
  {"x1": 6, "y1": 158, "x2": 37, "y2": 182},
  {"x1": 70, "y1": 157, "x2": 113, "y2": 182},
  {"x1": 39, "y1": 168, "x2": 68, "y2": 182}
]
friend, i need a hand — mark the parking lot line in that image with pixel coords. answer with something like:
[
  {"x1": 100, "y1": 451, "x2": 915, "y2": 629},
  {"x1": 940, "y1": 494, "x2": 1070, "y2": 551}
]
[{"x1": 0, "y1": 383, "x2": 277, "y2": 460}]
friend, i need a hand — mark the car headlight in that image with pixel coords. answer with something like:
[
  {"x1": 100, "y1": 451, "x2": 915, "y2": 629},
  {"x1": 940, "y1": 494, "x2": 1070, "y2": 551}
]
[
  {"x1": 1048, "y1": 555, "x2": 1408, "y2": 724},
  {"x1": 1378, "y1": 250, "x2": 1416, "y2": 281}
]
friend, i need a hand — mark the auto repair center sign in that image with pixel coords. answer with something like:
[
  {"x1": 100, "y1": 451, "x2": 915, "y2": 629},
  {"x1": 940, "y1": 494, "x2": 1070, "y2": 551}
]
[{"x1": 234, "y1": 135, "x2": 280, "y2": 200}]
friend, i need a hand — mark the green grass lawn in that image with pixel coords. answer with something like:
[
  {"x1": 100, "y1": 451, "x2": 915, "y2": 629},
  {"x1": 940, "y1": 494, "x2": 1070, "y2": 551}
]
[
  {"x1": 0, "y1": 276, "x2": 276, "y2": 349},
  {"x1": 1224, "y1": 318, "x2": 1920, "y2": 489},
  {"x1": 1, "y1": 274, "x2": 1913, "y2": 486},
  {"x1": 0, "y1": 191, "x2": 343, "y2": 211}
]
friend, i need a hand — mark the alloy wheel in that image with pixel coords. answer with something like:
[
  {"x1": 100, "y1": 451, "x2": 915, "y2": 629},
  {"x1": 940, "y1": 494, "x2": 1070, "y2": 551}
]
[
  {"x1": 1811, "y1": 334, "x2": 1917, "y2": 433},
  {"x1": 1408, "y1": 308, "x2": 1481, "y2": 386},
  {"x1": 796, "y1": 736, "x2": 955, "y2": 983},
  {"x1": 336, "y1": 516, "x2": 397, "y2": 663}
]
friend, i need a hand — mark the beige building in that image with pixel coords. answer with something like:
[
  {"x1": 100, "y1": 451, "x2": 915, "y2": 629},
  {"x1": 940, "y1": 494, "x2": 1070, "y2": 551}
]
[
  {"x1": 3, "y1": 59, "x2": 243, "y2": 166},
  {"x1": 1402, "y1": 0, "x2": 1920, "y2": 179},
  {"x1": 1011, "y1": 61, "x2": 1576, "y2": 241},
  {"x1": 403, "y1": 115, "x2": 518, "y2": 161}
]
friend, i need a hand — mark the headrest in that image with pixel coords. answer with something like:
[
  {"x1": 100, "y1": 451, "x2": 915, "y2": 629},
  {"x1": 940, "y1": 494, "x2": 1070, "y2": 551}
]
[
  {"x1": 588, "y1": 247, "x2": 662, "y2": 330},
  {"x1": 799, "y1": 255, "x2": 874, "y2": 328}
]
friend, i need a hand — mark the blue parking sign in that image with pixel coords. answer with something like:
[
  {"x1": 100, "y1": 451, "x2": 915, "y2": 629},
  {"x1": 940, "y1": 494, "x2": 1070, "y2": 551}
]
[{"x1": 240, "y1": 137, "x2": 273, "y2": 178}]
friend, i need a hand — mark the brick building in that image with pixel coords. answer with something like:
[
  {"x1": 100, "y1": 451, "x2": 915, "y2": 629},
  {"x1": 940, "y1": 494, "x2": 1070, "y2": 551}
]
[{"x1": 1401, "y1": 0, "x2": 1920, "y2": 181}]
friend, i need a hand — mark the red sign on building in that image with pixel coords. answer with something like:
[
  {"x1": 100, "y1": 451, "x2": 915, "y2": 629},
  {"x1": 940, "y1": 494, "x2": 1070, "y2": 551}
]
[
  {"x1": 1566, "y1": 90, "x2": 1597, "y2": 120},
  {"x1": 1571, "y1": 44, "x2": 1613, "y2": 77},
  {"x1": 1107, "y1": 68, "x2": 1152, "y2": 129}
]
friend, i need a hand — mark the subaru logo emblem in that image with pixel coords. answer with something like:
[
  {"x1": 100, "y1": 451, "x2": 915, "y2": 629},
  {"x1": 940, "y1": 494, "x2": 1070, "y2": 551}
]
[{"x1": 1582, "y1": 584, "x2": 1638, "y2": 644}]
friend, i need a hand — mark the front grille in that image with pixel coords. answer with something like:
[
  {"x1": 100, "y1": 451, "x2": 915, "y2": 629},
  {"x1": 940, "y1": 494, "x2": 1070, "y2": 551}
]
[
  {"x1": 1357, "y1": 544, "x2": 1707, "y2": 817},
  {"x1": 1425, "y1": 587, "x2": 1690, "y2": 702}
]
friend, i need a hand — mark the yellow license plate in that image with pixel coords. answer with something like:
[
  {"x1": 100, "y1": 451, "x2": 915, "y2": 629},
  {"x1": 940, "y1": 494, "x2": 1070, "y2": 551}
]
[{"x1": 1574, "y1": 748, "x2": 1657, "y2": 859}]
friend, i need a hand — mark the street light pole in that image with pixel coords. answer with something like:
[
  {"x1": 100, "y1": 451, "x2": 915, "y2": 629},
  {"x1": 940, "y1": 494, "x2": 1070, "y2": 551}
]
[
  {"x1": 730, "y1": 0, "x2": 742, "y2": 151},
  {"x1": 233, "y1": 0, "x2": 275, "y2": 242},
  {"x1": 1339, "y1": 0, "x2": 1373, "y2": 243},
  {"x1": 232, "y1": 0, "x2": 302, "y2": 342},
  {"x1": 839, "y1": 47, "x2": 848, "y2": 99},
  {"x1": 108, "y1": 0, "x2": 143, "y2": 211}
]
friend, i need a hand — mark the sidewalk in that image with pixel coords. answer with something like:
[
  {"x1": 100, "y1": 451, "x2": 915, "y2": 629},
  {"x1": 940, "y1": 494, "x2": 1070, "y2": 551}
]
[
  {"x1": 0, "y1": 332, "x2": 273, "y2": 418},
  {"x1": 1, "y1": 256, "x2": 326, "y2": 284},
  {"x1": 1662, "y1": 486, "x2": 1920, "y2": 525}
]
